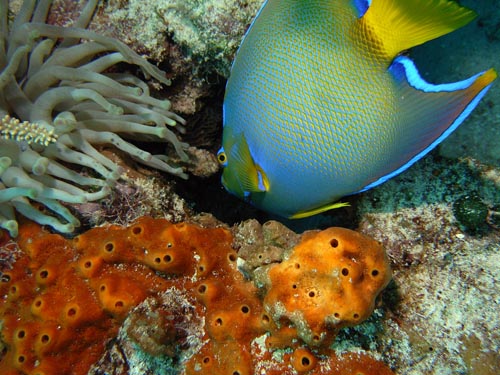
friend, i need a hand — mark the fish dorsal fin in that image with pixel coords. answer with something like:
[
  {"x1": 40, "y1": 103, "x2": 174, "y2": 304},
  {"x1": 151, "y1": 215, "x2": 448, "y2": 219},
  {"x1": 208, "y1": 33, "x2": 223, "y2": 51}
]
[
  {"x1": 360, "y1": 56, "x2": 497, "y2": 192},
  {"x1": 231, "y1": 134, "x2": 269, "y2": 194},
  {"x1": 362, "y1": 0, "x2": 476, "y2": 58}
]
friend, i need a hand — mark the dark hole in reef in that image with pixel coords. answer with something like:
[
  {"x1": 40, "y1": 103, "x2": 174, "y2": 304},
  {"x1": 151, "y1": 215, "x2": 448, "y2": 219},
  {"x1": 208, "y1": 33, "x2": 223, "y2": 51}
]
[
  {"x1": 164, "y1": 254, "x2": 172, "y2": 262},
  {"x1": 241, "y1": 305, "x2": 250, "y2": 314},
  {"x1": 67, "y1": 308, "x2": 77, "y2": 316},
  {"x1": 132, "y1": 226, "x2": 142, "y2": 234},
  {"x1": 39, "y1": 270, "x2": 49, "y2": 279},
  {"x1": 330, "y1": 238, "x2": 339, "y2": 247},
  {"x1": 84, "y1": 261, "x2": 92, "y2": 268},
  {"x1": 203, "y1": 356, "x2": 210, "y2": 364},
  {"x1": 198, "y1": 284, "x2": 207, "y2": 294},
  {"x1": 34, "y1": 299, "x2": 42, "y2": 307},
  {"x1": 17, "y1": 330, "x2": 25, "y2": 339},
  {"x1": 308, "y1": 291, "x2": 315, "y2": 297},
  {"x1": 371, "y1": 269, "x2": 379, "y2": 276},
  {"x1": 104, "y1": 243, "x2": 114, "y2": 252},
  {"x1": 115, "y1": 301, "x2": 124, "y2": 308},
  {"x1": 302, "y1": 356, "x2": 311, "y2": 366},
  {"x1": 215, "y1": 317, "x2": 223, "y2": 326},
  {"x1": 41, "y1": 334, "x2": 50, "y2": 343},
  {"x1": 342, "y1": 268, "x2": 349, "y2": 276}
]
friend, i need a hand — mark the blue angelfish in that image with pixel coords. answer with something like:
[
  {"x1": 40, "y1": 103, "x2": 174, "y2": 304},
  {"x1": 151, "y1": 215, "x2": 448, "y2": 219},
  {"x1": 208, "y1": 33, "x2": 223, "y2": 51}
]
[{"x1": 217, "y1": 0, "x2": 497, "y2": 218}]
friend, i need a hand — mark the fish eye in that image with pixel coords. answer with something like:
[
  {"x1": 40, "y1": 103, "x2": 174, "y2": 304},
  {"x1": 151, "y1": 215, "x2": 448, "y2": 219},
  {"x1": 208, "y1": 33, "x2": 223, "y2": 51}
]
[{"x1": 217, "y1": 151, "x2": 227, "y2": 165}]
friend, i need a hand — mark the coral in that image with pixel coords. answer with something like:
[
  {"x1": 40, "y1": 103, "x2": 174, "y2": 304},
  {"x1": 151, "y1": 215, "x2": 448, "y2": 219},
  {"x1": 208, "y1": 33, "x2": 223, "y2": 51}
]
[
  {"x1": 354, "y1": 154, "x2": 500, "y2": 374},
  {"x1": 101, "y1": 0, "x2": 263, "y2": 79},
  {"x1": 83, "y1": 0, "x2": 264, "y2": 136},
  {"x1": 0, "y1": 115, "x2": 58, "y2": 146},
  {"x1": 234, "y1": 219, "x2": 301, "y2": 276},
  {"x1": 260, "y1": 227, "x2": 392, "y2": 347},
  {"x1": 0, "y1": 217, "x2": 394, "y2": 375},
  {"x1": 452, "y1": 194, "x2": 489, "y2": 233},
  {"x1": 0, "y1": 0, "x2": 189, "y2": 237}
]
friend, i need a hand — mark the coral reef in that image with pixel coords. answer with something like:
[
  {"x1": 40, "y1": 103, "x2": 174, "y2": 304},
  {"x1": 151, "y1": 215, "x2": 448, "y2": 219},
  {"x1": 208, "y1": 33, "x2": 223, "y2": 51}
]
[
  {"x1": 98, "y1": 0, "x2": 263, "y2": 79},
  {"x1": 260, "y1": 227, "x2": 391, "y2": 347},
  {"x1": 0, "y1": 0, "x2": 188, "y2": 237},
  {"x1": 0, "y1": 218, "x2": 171, "y2": 375},
  {"x1": 452, "y1": 193, "x2": 489, "y2": 233},
  {"x1": 80, "y1": 0, "x2": 265, "y2": 148},
  {"x1": 352, "y1": 155, "x2": 500, "y2": 374},
  {"x1": 0, "y1": 217, "x2": 394, "y2": 375}
]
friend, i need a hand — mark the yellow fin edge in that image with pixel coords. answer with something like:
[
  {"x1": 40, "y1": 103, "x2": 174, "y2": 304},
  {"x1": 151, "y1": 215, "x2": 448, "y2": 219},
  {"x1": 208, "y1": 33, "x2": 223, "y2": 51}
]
[
  {"x1": 232, "y1": 134, "x2": 268, "y2": 193},
  {"x1": 290, "y1": 201, "x2": 350, "y2": 219}
]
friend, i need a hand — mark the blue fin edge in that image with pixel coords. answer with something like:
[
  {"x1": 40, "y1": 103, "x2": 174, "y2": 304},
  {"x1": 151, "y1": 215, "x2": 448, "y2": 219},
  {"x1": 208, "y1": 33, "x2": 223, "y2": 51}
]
[
  {"x1": 356, "y1": 55, "x2": 494, "y2": 193},
  {"x1": 353, "y1": 0, "x2": 371, "y2": 17},
  {"x1": 395, "y1": 55, "x2": 483, "y2": 93}
]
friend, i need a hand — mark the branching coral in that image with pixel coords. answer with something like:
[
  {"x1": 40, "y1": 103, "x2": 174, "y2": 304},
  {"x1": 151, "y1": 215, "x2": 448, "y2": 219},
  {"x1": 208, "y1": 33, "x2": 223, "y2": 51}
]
[{"x1": 0, "y1": 0, "x2": 189, "y2": 237}]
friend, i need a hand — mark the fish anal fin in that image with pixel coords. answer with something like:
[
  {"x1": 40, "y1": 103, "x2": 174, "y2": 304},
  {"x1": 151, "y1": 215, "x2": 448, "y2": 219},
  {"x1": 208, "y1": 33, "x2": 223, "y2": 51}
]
[{"x1": 362, "y1": 0, "x2": 476, "y2": 58}]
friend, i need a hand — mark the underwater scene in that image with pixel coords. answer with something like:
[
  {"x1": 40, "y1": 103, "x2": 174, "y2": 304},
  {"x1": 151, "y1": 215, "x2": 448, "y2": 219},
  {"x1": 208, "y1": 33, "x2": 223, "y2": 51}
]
[{"x1": 0, "y1": 0, "x2": 499, "y2": 374}]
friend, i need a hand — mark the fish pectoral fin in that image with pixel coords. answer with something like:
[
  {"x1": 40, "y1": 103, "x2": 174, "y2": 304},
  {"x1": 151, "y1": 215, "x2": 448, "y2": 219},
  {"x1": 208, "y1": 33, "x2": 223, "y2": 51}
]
[
  {"x1": 362, "y1": 0, "x2": 476, "y2": 58},
  {"x1": 290, "y1": 201, "x2": 350, "y2": 219},
  {"x1": 361, "y1": 56, "x2": 496, "y2": 192},
  {"x1": 231, "y1": 134, "x2": 269, "y2": 193}
]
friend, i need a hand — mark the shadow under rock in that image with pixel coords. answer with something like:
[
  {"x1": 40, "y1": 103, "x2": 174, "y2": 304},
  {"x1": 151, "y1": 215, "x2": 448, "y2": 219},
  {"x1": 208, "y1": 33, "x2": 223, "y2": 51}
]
[{"x1": 174, "y1": 172, "x2": 360, "y2": 233}]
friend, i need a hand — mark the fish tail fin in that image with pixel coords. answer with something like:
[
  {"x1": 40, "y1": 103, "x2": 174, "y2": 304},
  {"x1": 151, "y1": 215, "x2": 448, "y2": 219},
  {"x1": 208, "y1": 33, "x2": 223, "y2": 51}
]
[
  {"x1": 364, "y1": 56, "x2": 496, "y2": 190},
  {"x1": 363, "y1": 0, "x2": 476, "y2": 58}
]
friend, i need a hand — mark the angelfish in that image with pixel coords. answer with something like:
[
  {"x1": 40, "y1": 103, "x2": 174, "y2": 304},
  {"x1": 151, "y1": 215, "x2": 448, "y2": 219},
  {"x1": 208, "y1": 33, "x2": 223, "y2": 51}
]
[{"x1": 217, "y1": 0, "x2": 497, "y2": 218}]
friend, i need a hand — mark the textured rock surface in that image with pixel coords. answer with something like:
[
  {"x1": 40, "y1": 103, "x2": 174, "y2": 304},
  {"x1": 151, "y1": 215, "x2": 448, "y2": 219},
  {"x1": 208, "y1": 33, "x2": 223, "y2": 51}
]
[{"x1": 0, "y1": 217, "x2": 394, "y2": 375}]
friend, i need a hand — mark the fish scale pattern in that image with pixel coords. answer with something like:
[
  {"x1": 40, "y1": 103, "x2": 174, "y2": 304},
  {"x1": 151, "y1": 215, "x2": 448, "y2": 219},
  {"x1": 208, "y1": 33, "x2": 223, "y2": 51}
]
[{"x1": 219, "y1": 0, "x2": 495, "y2": 218}]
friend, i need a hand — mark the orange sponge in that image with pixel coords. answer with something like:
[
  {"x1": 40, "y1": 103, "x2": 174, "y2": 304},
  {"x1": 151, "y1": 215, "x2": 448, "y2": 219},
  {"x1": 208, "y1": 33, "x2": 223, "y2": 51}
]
[
  {"x1": 0, "y1": 218, "x2": 394, "y2": 375},
  {"x1": 263, "y1": 227, "x2": 391, "y2": 346}
]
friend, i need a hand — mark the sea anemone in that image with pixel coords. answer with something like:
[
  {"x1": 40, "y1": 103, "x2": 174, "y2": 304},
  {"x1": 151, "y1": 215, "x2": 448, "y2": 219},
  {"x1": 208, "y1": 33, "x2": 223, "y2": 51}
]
[{"x1": 0, "y1": 0, "x2": 189, "y2": 237}]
